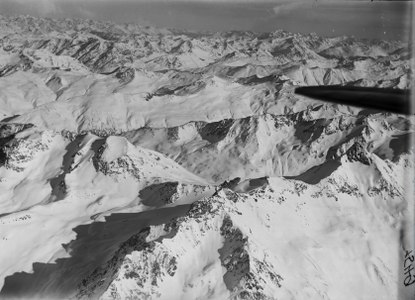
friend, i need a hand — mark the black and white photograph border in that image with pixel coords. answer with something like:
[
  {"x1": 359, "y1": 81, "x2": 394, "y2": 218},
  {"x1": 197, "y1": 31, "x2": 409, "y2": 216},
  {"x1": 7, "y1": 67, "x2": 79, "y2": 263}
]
[{"x1": 0, "y1": 1, "x2": 414, "y2": 299}]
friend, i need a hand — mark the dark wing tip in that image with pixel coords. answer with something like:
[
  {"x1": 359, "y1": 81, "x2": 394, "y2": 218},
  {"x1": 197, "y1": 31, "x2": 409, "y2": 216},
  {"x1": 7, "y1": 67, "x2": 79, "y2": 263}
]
[{"x1": 295, "y1": 86, "x2": 411, "y2": 115}]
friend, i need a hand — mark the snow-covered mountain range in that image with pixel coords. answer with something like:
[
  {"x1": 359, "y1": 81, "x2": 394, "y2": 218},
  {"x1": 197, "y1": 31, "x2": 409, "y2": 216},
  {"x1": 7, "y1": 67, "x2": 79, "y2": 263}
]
[{"x1": 0, "y1": 15, "x2": 413, "y2": 299}]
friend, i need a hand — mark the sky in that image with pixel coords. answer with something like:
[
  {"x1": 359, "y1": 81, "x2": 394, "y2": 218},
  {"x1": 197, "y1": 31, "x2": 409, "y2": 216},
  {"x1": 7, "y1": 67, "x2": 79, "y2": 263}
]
[{"x1": 0, "y1": 0, "x2": 412, "y2": 41}]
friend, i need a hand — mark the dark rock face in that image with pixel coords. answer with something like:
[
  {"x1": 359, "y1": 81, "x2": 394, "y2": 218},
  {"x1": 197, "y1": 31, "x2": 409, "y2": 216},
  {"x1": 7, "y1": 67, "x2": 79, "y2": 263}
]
[
  {"x1": 345, "y1": 142, "x2": 372, "y2": 165},
  {"x1": 198, "y1": 119, "x2": 235, "y2": 144},
  {"x1": 219, "y1": 215, "x2": 250, "y2": 291},
  {"x1": 49, "y1": 135, "x2": 85, "y2": 202},
  {"x1": 115, "y1": 67, "x2": 135, "y2": 84},
  {"x1": 0, "y1": 123, "x2": 34, "y2": 168},
  {"x1": 139, "y1": 182, "x2": 179, "y2": 207},
  {"x1": 389, "y1": 132, "x2": 413, "y2": 161}
]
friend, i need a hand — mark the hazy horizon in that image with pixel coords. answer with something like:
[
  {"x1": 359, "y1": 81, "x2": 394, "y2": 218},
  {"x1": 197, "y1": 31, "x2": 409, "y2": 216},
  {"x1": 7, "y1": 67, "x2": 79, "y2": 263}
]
[{"x1": 0, "y1": 0, "x2": 412, "y2": 41}]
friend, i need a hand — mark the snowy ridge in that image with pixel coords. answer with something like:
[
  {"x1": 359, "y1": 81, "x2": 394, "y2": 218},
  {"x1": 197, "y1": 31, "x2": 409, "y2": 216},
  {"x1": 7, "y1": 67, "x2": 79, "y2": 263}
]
[
  {"x1": 0, "y1": 15, "x2": 410, "y2": 131},
  {"x1": 76, "y1": 152, "x2": 412, "y2": 299},
  {"x1": 0, "y1": 127, "x2": 214, "y2": 295}
]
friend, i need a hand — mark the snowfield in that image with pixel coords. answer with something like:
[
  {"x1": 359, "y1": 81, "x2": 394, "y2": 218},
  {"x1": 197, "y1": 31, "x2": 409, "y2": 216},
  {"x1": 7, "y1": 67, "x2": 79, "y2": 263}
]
[{"x1": 0, "y1": 14, "x2": 414, "y2": 300}]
